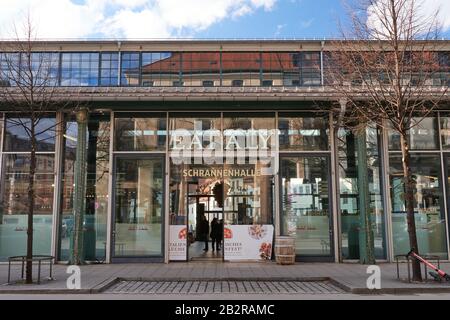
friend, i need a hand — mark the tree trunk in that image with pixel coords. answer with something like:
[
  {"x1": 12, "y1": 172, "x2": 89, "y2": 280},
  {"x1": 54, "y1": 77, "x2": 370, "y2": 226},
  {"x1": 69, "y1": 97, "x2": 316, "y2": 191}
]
[
  {"x1": 26, "y1": 121, "x2": 37, "y2": 284},
  {"x1": 400, "y1": 132, "x2": 422, "y2": 282}
]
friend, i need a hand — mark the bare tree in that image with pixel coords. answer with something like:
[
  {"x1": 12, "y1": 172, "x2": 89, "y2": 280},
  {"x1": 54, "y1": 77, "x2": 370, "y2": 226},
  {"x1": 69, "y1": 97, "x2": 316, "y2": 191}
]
[
  {"x1": 326, "y1": 0, "x2": 449, "y2": 281},
  {"x1": 0, "y1": 16, "x2": 79, "y2": 283}
]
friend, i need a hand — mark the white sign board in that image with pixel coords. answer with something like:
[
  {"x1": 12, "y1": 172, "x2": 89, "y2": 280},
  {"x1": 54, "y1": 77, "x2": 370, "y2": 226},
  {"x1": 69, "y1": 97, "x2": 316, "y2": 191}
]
[
  {"x1": 224, "y1": 225, "x2": 274, "y2": 261},
  {"x1": 169, "y1": 225, "x2": 187, "y2": 261}
]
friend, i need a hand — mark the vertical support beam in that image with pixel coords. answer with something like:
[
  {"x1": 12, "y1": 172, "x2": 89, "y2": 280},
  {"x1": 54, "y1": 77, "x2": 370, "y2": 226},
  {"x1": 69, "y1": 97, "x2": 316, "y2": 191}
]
[
  {"x1": 274, "y1": 112, "x2": 281, "y2": 237},
  {"x1": 320, "y1": 41, "x2": 325, "y2": 86},
  {"x1": 437, "y1": 112, "x2": 450, "y2": 262},
  {"x1": 381, "y1": 121, "x2": 394, "y2": 262},
  {"x1": 69, "y1": 108, "x2": 89, "y2": 265},
  {"x1": 356, "y1": 129, "x2": 375, "y2": 264},
  {"x1": 219, "y1": 49, "x2": 223, "y2": 87},
  {"x1": 51, "y1": 112, "x2": 64, "y2": 261},
  {"x1": 164, "y1": 112, "x2": 170, "y2": 264},
  {"x1": 330, "y1": 111, "x2": 340, "y2": 263},
  {"x1": 0, "y1": 114, "x2": 5, "y2": 255},
  {"x1": 117, "y1": 42, "x2": 122, "y2": 86},
  {"x1": 106, "y1": 112, "x2": 114, "y2": 263}
]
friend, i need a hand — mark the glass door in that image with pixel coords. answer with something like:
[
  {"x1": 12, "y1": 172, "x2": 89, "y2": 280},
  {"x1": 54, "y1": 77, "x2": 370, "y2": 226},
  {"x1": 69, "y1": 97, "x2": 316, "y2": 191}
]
[
  {"x1": 280, "y1": 155, "x2": 334, "y2": 261},
  {"x1": 112, "y1": 156, "x2": 164, "y2": 261}
]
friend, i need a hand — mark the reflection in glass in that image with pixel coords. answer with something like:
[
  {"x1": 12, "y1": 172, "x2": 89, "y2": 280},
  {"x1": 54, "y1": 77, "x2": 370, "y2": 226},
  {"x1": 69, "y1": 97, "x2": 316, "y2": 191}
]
[
  {"x1": 100, "y1": 53, "x2": 119, "y2": 86},
  {"x1": 114, "y1": 158, "x2": 164, "y2": 257},
  {"x1": 61, "y1": 53, "x2": 99, "y2": 86},
  {"x1": 278, "y1": 114, "x2": 329, "y2": 151},
  {"x1": 0, "y1": 154, "x2": 54, "y2": 261},
  {"x1": 261, "y1": 52, "x2": 321, "y2": 86},
  {"x1": 181, "y1": 52, "x2": 221, "y2": 87},
  {"x1": 223, "y1": 114, "x2": 276, "y2": 152},
  {"x1": 281, "y1": 157, "x2": 331, "y2": 256},
  {"x1": 27, "y1": 53, "x2": 60, "y2": 86},
  {"x1": 221, "y1": 53, "x2": 260, "y2": 86},
  {"x1": 440, "y1": 115, "x2": 450, "y2": 149},
  {"x1": 338, "y1": 128, "x2": 386, "y2": 259},
  {"x1": 4, "y1": 116, "x2": 56, "y2": 152},
  {"x1": 59, "y1": 114, "x2": 110, "y2": 261},
  {"x1": 223, "y1": 162, "x2": 274, "y2": 226},
  {"x1": 0, "y1": 53, "x2": 20, "y2": 87},
  {"x1": 141, "y1": 52, "x2": 177, "y2": 86},
  {"x1": 114, "y1": 114, "x2": 167, "y2": 151},
  {"x1": 121, "y1": 52, "x2": 140, "y2": 86},
  {"x1": 169, "y1": 114, "x2": 221, "y2": 152},
  {"x1": 388, "y1": 117, "x2": 438, "y2": 150},
  {"x1": 390, "y1": 154, "x2": 448, "y2": 258}
]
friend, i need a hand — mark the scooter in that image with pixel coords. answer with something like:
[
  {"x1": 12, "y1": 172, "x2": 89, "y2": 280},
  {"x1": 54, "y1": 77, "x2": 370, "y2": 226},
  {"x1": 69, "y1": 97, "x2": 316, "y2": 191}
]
[{"x1": 407, "y1": 249, "x2": 450, "y2": 282}]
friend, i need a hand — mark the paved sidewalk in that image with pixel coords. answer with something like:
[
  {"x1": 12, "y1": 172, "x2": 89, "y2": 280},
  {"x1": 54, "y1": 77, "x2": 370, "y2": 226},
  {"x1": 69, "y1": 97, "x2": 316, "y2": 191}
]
[{"x1": 1, "y1": 262, "x2": 450, "y2": 295}]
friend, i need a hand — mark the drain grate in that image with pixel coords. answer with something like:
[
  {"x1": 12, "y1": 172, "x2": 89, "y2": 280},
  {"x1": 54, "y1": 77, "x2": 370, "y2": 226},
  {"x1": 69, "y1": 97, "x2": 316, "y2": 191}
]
[{"x1": 105, "y1": 280, "x2": 346, "y2": 295}]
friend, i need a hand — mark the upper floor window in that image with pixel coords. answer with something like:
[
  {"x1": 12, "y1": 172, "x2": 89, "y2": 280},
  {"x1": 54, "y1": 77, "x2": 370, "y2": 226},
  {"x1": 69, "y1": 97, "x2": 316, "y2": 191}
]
[
  {"x1": 142, "y1": 52, "x2": 174, "y2": 86},
  {"x1": 202, "y1": 80, "x2": 214, "y2": 87},
  {"x1": 100, "y1": 53, "x2": 119, "y2": 86},
  {"x1": 61, "y1": 53, "x2": 99, "y2": 86},
  {"x1": 121, "y1": 52, "x2": 140, "y2": 86},
  {"x1": 232, "y1": 79, "x2": 243, "y2": 87},
  {"x1": 0, "y1": 53, "x2": 20, "y2": 87}
]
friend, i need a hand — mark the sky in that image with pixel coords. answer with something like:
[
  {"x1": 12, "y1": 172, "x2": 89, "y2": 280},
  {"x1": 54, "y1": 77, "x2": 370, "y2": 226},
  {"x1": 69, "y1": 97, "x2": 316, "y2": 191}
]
[{"x1": 0, "y1": 0, "x2": 448, "y2": 39}]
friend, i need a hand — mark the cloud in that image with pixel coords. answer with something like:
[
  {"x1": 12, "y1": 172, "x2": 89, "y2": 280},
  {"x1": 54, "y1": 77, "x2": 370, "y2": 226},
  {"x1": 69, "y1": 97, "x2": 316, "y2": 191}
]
[
  {"x1": 275, "y1": 24, "x2": 286, "y2": 37},
  {"x1": 0, "y1": 0, "x2": 277, "y2": 39},
  {"x1": 300, "y1": 18, "x2": 314, "y2": 29},
  {"x1": 367, "y1": 0, "x2": 450, "y2": 36}
]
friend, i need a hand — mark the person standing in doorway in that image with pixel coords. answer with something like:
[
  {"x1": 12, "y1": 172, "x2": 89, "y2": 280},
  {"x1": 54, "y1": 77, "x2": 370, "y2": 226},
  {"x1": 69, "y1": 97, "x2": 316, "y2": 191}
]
[
  {"x1": 199, "y1": 215, "x2": 210, "y2": 252},
  {"x1": 210, "y1": 218, "x2": 219, "y2": 252}
]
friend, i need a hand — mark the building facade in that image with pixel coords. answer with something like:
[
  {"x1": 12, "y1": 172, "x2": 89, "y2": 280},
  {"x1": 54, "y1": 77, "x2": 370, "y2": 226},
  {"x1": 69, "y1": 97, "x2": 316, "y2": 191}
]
[{"x1": 0, "y1": 40, "x2": 449, "y2": 264}]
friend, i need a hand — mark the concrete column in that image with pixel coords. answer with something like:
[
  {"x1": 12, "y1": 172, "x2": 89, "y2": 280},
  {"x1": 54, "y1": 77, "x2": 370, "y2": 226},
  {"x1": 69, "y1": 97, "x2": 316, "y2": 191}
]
[
  {"x1": 69, "y1": 108, "x2": 89, "y2": 265},
  {"x1": 356, "y1": 128, "x2": 376, "y2": 264}
]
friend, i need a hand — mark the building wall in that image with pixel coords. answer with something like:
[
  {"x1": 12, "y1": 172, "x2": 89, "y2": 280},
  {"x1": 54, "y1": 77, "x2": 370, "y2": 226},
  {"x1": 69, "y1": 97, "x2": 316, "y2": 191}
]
[{"x1": 0, "y1": 107, "x2": 448, "y2": 263}]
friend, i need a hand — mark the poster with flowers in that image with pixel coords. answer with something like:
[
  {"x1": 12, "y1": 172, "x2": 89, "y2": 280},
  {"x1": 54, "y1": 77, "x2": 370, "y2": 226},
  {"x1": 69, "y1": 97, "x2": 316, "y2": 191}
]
[{"x1": 224, "y1": 225, "x2": 274, "y2": 261}]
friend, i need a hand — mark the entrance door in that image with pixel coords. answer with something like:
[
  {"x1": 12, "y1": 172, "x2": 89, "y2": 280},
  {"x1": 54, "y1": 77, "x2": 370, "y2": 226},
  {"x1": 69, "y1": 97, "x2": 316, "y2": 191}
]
[
  {"x1": 112, "y1": 156, "x2": 165, "y2": 262},
  {"x1": 185, "y1": 168, "x2": 225, "y2": 261},
  {"x1": 280, "y1": 155, "x2": 334, "y2": 261}
]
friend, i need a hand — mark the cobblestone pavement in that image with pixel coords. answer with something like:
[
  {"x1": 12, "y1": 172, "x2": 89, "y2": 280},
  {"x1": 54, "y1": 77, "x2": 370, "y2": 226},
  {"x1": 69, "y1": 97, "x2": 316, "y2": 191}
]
[
  {"x1": 1, "y1": 262, "x2": 450, "y2": 295},
  {"x1": 105, "y1": 280, "x2": 346, "y2": 295}
]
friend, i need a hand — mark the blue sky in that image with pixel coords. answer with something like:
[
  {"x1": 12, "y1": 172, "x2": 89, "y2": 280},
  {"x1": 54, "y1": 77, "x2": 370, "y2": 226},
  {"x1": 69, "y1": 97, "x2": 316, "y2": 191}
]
[
  {"x1": 0, "y1": 0, "x2": 448, "y2": 39},
  {"x1": 201, "y1": 1, "x2": 346, "y2": 39}
]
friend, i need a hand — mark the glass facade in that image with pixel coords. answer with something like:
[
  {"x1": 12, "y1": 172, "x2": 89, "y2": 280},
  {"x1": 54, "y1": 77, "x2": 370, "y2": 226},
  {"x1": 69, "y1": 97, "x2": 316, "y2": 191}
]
[
  {"x1": 1, "y1": 110, "x2": 450, "y2": 263},
  {"x1": 278, "y1": 113, "x2": 329, "y2": 151},
  {"x1": 338, "y1": 128, "x2": 386, "y2": 259},
  {"x1": 59, "y1": 114, "x2": 110, "y2": 261},
  {"x1": 114, "y1": 113, "x2": 167, "y2": 152},
  {"x1": 113, "y1": 157, "x2": 164, "y2": 258},
  {"x1": 100, "y1": 53, "x2": 119, "y2": 86},
  {"x1": 388, "y1": 117, "x2": 439, "y2": 150},
  {"x1": 389, "y1": 154, "x2": 448, "y2": 258},
  {"x1": 281, "y1": 156, "x2": 332, "y2": 257},
  {"x1": 2, "y1": 50, "x2": 449, "y2": 88},
  {"x1": 61, "y1": 53, "x2": 99, "y2": 86},
  {"x1": 0, "y1": 114, "x2": 56, "y2": 261}
]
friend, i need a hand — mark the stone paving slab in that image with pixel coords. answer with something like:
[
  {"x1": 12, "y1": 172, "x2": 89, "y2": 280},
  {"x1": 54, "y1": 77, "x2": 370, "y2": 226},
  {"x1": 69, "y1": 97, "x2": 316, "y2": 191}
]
[{"x1": 0, "y1": 262, "x2": 450, "y2": 295}]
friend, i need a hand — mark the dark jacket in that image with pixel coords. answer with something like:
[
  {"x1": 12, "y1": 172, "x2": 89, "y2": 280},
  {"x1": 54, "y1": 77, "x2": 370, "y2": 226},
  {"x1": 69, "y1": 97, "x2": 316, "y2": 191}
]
[
  {"x1": 198, "y1": 219, "x2": 209, "y2": 238},
  {"x1": 210, "y1": 220, "x2": 221, "y2": 239}
]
